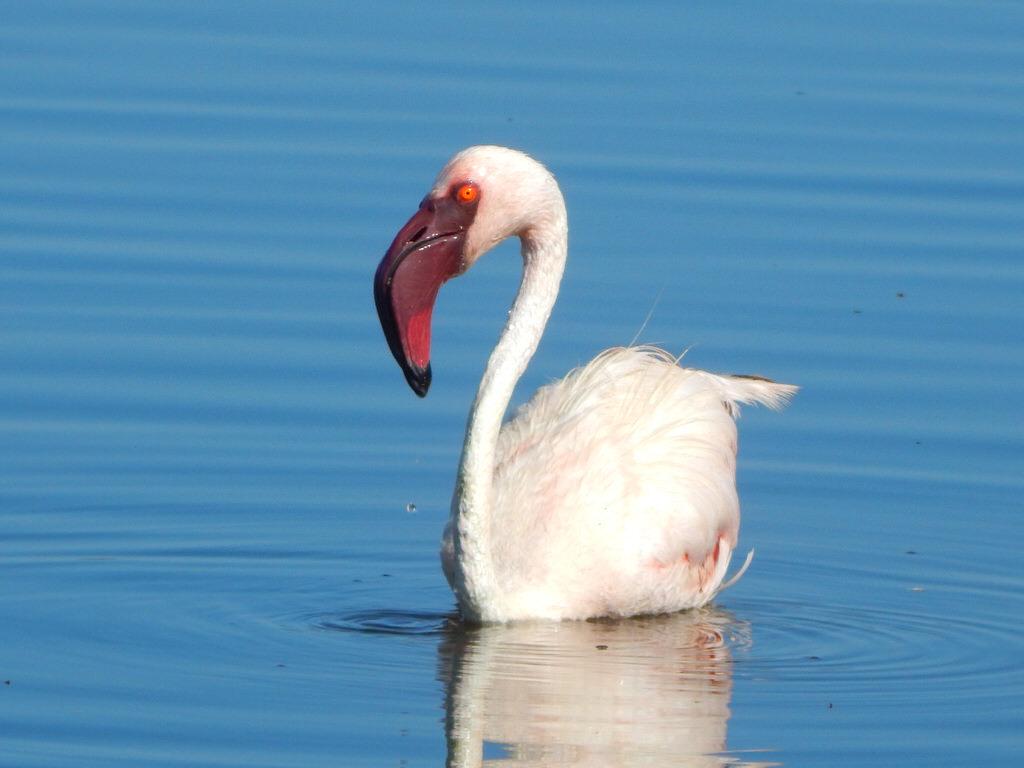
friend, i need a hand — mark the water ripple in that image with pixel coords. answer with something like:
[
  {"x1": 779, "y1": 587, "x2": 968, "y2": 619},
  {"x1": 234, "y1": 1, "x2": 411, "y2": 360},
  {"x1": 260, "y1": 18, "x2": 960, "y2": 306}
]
[
  {"x1": 308, "y1": 609, "x2": 455, "y2": 636},
  {"x1": 733, "y1": 597, "x2": 1022, "y2": 702}
]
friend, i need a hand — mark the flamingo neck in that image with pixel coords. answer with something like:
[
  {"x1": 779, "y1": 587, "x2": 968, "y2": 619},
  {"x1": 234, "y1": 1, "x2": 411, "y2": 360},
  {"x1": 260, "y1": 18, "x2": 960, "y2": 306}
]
[{"x1": 452, "y1": 216, "x2": 568, "y2": 619}]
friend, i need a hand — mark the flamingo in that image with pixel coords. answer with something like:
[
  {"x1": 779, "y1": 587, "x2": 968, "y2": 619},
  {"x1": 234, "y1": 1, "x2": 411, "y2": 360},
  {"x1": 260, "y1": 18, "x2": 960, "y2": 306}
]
[{"x1": 374, "y1": 145, "x2": 796, "y2": 623}]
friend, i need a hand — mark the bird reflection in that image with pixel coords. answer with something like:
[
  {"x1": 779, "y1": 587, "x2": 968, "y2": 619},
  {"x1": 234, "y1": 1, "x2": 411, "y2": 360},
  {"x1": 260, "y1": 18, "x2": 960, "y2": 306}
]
[{"x1": 437, "y1": 608, "x2": 764, "y2": 767}]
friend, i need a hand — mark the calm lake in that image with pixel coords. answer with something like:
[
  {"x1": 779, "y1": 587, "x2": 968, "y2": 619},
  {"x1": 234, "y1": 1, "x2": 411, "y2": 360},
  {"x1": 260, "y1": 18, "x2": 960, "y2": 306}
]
[{"x1": 2, "y1": 2, "x2": 1022, "y2": 766}]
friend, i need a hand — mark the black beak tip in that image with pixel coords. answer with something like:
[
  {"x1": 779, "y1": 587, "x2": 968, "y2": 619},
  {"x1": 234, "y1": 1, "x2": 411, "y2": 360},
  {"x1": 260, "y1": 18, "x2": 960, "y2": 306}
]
[{"x1": 404, "y1": 363, "x2": 431, "y2": 398}]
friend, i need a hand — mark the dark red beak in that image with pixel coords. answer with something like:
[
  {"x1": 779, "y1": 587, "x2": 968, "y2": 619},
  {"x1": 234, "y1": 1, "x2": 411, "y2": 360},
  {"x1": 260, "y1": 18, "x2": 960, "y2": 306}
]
[{"x1": 374, "y1": 195, "x2": 474, "y2": 396}]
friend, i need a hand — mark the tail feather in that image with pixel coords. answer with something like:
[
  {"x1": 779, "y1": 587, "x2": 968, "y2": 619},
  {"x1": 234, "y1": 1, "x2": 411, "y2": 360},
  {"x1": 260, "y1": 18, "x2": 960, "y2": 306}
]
[
  {"x1": 717, "y1": 373, "x2": 798, "y2": 417},
  {"x1": 710, "y1": 548, "x2": 755, "y2": 601}
]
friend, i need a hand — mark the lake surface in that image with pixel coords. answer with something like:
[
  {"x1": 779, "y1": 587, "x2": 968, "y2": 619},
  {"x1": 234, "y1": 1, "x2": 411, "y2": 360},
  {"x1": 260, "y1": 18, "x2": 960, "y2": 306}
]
[{"x1": 2, "y1": 2, "x2": 1022, "y2": 765}]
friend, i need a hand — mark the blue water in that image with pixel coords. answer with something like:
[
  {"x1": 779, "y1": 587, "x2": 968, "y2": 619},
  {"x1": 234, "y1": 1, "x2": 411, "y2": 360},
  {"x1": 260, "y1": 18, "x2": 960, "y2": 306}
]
[{"x1": 2, "y1": 2, "x2": 1023, "y2": 765}]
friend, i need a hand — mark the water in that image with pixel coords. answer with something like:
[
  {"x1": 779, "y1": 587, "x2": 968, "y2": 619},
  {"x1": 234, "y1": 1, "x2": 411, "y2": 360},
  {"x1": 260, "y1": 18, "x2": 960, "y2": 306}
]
[{"x1": 2, "y1": 2, "x2": 1022, "y2": 765}]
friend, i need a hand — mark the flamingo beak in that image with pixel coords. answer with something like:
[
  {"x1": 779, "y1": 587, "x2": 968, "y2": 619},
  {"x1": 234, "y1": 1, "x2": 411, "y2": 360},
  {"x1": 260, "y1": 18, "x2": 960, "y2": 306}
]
[{"x1": 374, "y1": 198, "x2": 469, "y2": 397}]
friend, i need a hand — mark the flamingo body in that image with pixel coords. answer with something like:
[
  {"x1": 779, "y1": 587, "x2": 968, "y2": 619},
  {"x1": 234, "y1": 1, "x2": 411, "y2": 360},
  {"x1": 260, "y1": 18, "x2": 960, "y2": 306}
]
[
  {"x1": 441, "y1": 346, "x2": 794, "y2": 621},
  {"x1": 374, "y1": 146, "x2": 796, "y2": 622}
]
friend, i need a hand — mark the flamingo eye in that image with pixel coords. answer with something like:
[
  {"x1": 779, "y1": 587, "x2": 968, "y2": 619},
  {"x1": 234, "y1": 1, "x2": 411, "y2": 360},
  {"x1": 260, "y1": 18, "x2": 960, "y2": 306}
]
[{"x1": 455, "y1": 183, "x2": 479, "y2": 204}]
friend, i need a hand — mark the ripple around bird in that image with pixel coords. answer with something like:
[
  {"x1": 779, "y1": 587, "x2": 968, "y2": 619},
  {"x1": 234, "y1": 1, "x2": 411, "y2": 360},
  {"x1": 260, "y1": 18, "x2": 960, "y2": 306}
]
[
  {"x1": 309, "y1": 609, "x2": 456, "y2": 636},
  {"x1": 730, "y1": 596, "x2": 1022, "y2": 699}
]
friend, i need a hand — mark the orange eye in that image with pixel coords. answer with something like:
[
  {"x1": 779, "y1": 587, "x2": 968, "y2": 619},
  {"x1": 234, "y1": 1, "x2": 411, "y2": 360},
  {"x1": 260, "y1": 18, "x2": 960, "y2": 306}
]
[{"x1": 455, "y1": 183, "x2": 479, "y2": 204}]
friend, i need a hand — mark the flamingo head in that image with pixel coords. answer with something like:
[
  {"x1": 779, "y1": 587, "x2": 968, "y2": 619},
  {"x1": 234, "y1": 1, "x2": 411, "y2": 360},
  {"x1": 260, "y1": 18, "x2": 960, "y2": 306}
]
[{"x1": 374, "y1": 145, "x2": 561, "y2": 396}]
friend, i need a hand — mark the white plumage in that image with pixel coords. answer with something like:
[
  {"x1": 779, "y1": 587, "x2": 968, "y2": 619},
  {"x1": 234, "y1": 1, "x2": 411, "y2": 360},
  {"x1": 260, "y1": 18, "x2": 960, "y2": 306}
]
[
  {"x1": 375, "y1": 146, "x2": 796, "y2": 622},
  {"x1": 442, "y1": 346, "x2": 794, "y2": 620}
]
